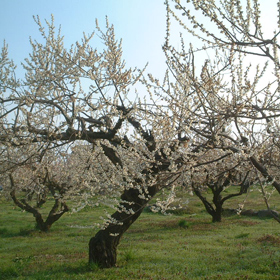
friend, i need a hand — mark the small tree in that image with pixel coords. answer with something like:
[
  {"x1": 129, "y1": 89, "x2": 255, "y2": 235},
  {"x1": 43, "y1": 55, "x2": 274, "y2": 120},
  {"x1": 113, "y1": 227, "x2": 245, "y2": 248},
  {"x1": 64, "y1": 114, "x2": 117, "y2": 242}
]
[
  {"x1": 1, "y1": 144, "x2": 105, "y2": 231},
  {"x1": 189, "y1": 150, "x2": 253, "y2": 222},
  {"x1": 162, "y1": 0, "x2": 280, "y2": 194},
  {"x1": 139, "y1": 0, "x2": 280, "y2": 224}
]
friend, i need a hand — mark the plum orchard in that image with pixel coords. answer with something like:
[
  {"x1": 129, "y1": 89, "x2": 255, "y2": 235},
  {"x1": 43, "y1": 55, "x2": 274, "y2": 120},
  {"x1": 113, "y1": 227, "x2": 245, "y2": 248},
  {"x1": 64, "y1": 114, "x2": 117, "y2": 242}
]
[
  {"x1": 0, "y1": 16, "x2": 189, "y2": 267},
  {"x1": 1, "y1": 0, "x2": 280, "y2": 268},
  {"x1": 0, "y1": 142, "x2": 128, "y2": 231},
  {"x1": 142, "y1": 0, "x2": 280, "y2": 223},
  {"x1": 147, "y1": 0, "x2": 280, "y2": 223}
]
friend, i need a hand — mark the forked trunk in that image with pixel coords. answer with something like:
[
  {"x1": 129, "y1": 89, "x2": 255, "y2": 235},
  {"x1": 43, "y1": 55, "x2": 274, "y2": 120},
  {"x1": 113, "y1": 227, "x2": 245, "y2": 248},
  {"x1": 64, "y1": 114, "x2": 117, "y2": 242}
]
[
  {"x1": 43, "y1": 200, "x2": 69, "y2": 231},
  {"x1": 193, "y1": 188, "x2": 223, "y2": 223},
  {"x1": 10, "y1": 189, "x2": 68, "y2": 232},
  {"x1": 9, "y1": 176, "x2": 69, "y2": 232}
]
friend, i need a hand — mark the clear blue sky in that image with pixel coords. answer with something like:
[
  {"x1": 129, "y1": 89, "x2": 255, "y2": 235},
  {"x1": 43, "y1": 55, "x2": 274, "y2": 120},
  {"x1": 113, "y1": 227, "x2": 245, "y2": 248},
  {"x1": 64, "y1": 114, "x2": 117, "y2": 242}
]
[
  {"x1": 0, "y1": 0, "x2": 277, "y2": 81},
  {"x1": 0, "y1": 0, "x2": 167, "y2": 77}
]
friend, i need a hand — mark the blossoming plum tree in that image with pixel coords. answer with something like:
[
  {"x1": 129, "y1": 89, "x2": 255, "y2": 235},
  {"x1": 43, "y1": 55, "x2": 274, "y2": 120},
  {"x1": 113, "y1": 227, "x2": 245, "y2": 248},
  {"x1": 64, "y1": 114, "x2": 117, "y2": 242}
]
[
  {"x1": 188, "y1": 149, "x2": 253, "y2": 222},
  {"x1": 2, "y1": 0, "x2": 280, "y2": 268},
  {"x1": 0, "y1": 142, "x2": 119, "y2": 231},
  {"x1": 149, "y1": 0, "x2": 280, "y2": 221},
  {"x1": 0, "y1": 16, "x2": 188, "y2": 267}
]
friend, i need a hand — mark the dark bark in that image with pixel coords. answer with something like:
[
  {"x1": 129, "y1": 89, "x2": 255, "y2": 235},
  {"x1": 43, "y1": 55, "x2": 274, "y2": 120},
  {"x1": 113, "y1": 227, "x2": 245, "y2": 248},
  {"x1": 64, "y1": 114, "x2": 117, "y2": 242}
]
[
  {"x1": 43, "y1": 199, "x2": 69, "y2": 231},
  {"x1": 89, "y1": 185, "x2": 159, "y2": 268},
  {"x1": 212, "y1": 212, "x2": 222, "y2": 223},
  {"x1": 10, "y1": 189, "x2": 68, "y2": 232},
  {"x1": 193, "y1": 176, "x2": 250, "y2": 223},
  {"x1": 193, "y1": 188, "x2": 222, "y2": 222},
  {"x1": 212, "y1": 193, "x2": 223, "y2": 222},
  {"x1": 88, "y1": 112, "x2": 184, "y2": 267},
  {"x1": 250, "y1": 156, "x2": 280, "y2": 194}
]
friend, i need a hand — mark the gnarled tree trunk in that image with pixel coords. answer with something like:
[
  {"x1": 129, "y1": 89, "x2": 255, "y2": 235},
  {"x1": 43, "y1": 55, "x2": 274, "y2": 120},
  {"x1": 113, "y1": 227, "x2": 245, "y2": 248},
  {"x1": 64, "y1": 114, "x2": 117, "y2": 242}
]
[
  {"x1": 89, "y1": 185, "x2": 159, "y2": 268},
  {"x1": 193, "y1": 176, "x2": 250, "y2": 223},
  {"x1": 193, "y1": 188, "x2": 222, "y2": 222},
  {"x1": 10, "y1": 189, "x2": 69, "y2": 232}
]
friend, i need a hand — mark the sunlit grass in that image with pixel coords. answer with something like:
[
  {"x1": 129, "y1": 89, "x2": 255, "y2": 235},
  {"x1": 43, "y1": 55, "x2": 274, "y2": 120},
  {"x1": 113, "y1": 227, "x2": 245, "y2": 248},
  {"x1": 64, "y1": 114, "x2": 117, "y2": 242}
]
[{"x1": 1, "y1": 189, "x2": 280, "y2": 279}]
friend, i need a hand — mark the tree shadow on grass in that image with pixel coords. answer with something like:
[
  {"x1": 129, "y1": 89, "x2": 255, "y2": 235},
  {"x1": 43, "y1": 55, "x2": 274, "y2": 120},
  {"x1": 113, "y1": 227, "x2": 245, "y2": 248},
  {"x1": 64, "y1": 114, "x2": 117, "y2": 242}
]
[
  {"x1": 0, "y1": 226, "x2": 47, "y2": 238},
  {"x1": 2, "y1": 258, "x2": 101, "y2": 280},
  {"x1": 27, "y1": 262, "x2": 101, "y2": 279}
]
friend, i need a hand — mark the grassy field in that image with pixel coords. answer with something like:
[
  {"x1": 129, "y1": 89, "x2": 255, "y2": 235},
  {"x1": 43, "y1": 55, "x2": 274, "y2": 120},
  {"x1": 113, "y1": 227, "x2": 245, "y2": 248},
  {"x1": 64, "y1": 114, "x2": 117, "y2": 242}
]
[{"x1": 1, "y1": 187, "x2": 280, "y2": 280}]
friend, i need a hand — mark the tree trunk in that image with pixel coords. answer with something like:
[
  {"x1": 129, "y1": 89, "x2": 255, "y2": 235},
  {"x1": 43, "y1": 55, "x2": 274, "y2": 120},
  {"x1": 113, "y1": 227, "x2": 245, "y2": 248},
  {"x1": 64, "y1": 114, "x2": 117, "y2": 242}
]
[
  {"x1": 88, "y1": 210, "x2": 142, "y2": 268},
  {"x1": 193, "y1": 188, "x2": 216, "y2": 219},
  {"x1": 211, "y1": 208, "x2": 222, "y2": 222},
  {"x1": 89, "y1": 185, "x2": 159, "y2": 268},
  {"x1": 250, "y1": 156, "x2": 280, "y2": 194},
  {"x1": 212, "y1": 191, "x2": 223, "y2": 222},
  {"x1": 10, "y1": 189, "x2": 68, "y2": 232},
  {"x1": 193, "y1": 188, "x2": 223, "y2": 222},
  {"x1": 43, "y1": 200, "x2": 69, "y2": 231}
]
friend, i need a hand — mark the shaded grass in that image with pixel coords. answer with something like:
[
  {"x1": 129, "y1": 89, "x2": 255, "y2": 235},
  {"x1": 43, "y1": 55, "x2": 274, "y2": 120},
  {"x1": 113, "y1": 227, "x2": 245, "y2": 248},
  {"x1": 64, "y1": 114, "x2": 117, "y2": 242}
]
[{"x1": 0, "y1": 189, "x2": 280, "y2": 279}]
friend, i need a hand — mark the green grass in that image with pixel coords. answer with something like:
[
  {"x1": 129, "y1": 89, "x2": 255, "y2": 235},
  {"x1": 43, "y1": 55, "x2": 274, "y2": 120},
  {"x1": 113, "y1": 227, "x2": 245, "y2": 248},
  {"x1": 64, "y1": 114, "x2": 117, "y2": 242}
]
[{"x1": 1, "y1": 188, "x2": 280, "y2": 280}]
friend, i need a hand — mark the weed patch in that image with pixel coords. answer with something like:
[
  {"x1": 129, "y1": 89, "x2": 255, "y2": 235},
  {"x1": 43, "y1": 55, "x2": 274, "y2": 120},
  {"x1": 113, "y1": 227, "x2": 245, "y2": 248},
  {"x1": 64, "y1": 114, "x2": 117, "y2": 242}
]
[
  {"x1": 257, "y1": 234, "x2": 280, "y2": 246},
  {"x1": 178, "y1": 219, "x2": 190, "y2": 229},
  {"x1": 235, "y1": 233, "x2": 250, "y2": 239}
]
